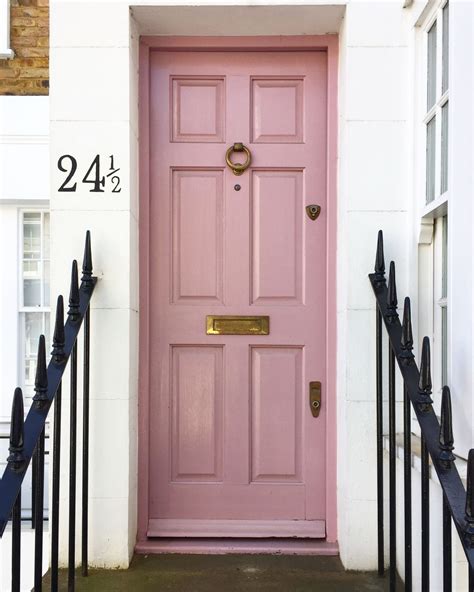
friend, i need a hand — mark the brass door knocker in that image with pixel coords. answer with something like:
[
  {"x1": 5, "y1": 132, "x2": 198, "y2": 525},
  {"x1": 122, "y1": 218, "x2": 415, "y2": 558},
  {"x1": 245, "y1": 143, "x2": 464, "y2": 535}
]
[{"x1": 225, "y1": 142, "x2": 252, "y2": 176}]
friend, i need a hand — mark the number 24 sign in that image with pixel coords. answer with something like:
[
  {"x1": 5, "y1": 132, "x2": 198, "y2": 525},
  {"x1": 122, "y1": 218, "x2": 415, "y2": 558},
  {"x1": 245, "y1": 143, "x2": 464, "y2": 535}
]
[{"x1": 57, "y1": 154, "x2": 122, "y2": 193}]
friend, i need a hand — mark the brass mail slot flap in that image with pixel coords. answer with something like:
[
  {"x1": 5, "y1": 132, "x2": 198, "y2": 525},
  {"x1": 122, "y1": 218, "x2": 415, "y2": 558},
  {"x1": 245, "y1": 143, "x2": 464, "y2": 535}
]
[{"x1": 206, "y1": 315, "x2": 270, "y2": 336}]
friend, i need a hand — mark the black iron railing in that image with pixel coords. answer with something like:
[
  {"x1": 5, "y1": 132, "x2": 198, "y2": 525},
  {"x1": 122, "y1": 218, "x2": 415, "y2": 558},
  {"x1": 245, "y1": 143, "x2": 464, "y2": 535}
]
[
  {"x1": 0, "y1": 232, "x2": 96, "y2": 592},
  {"x1": 370, "y1": 230, "x2": 474, "y2": 591}
]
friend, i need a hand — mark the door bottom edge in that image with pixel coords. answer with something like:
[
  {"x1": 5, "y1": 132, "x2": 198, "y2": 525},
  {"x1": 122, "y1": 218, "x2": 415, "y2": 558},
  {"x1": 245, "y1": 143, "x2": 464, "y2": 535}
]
[
  {"x1": 135, "y1": 537, "x2": 338, "y2": 557},
  {"x1": 147, "y1": 518, "x2": 326, "y2": 539}
]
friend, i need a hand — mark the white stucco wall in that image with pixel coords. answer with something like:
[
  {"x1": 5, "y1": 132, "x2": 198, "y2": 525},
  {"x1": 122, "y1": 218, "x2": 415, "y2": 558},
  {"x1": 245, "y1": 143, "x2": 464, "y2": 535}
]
[
  {"x1": 47, "y1": 0, "x2": 473, "y2": 577},
  {"x1": 337, "y1": 0, "x2": 410, "y2": 570}
]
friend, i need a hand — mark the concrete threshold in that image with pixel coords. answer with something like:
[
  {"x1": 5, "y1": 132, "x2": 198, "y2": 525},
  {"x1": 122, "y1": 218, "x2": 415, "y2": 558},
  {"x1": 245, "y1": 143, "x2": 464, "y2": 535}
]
[{"x1": 43, "y1": 553, "x2": 402, "y2": 591}]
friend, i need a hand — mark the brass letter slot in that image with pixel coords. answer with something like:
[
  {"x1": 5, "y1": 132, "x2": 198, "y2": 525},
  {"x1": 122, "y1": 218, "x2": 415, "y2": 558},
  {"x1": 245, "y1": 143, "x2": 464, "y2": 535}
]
[
  {"x1": 309, "y1": 381, "x2": 322, "y2": 418},
  {"x1": 206, "y1": 315, "x2": 270, "y2": 336}
]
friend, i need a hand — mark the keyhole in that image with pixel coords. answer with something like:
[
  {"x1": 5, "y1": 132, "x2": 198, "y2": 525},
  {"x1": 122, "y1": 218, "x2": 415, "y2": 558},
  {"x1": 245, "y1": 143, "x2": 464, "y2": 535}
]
[{"x1": 234, "y1": 184, "x2": 241, "y2": 191}]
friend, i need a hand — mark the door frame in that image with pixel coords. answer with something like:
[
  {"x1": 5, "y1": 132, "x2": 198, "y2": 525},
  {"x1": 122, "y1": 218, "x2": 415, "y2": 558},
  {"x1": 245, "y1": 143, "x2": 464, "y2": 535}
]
[{"x1": 137, "y1": 34, "x2": 339, "y2": 550}]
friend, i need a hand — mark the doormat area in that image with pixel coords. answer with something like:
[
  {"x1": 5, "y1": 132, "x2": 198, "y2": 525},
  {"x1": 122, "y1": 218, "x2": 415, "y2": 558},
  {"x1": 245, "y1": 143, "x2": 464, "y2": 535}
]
[{"x1": 43, "y1": 554, "x2": 402, "y2": 591}]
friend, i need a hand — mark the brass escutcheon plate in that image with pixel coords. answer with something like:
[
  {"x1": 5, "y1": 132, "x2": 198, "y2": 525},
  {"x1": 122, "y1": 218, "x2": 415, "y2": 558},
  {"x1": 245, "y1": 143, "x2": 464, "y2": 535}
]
[
  {"x1": 309, "y1": 381, "x2": 322, "y2": 418},
  {"x1": 206, "y1": 315, "x2": 270, "y2": 335}
]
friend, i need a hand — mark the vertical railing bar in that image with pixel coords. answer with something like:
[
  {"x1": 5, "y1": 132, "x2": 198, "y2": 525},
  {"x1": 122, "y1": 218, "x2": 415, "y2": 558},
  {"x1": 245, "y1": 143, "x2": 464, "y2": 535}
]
[
  {"x1": 11, "y1": 490, "x2": 21, "y2": 592},
  {"x1": 389, "y1": 344, "x2": 396, "y2": 592},
  {"x1": 34, "y1": 428, "x2": 45, "y2": 592},
  {"x1": 403, "y1": 383, "x2": 412, "y2": 591},
  {"x1": 82, "y1": 307, "x2": 90, "y2": 577},
  {"x1": 376, "y1": 308, "x2": 384, "y2": 577},
  {"x1": 31, "y1": 449, "x2": 37, "y2": 529},
  {"x1": 68, "y1": 341, "x2": 78, "y2": 592},
  {"x1": 8, "y1": 386, "x2": 25, "y2": 592},
  {"x1": 50, "y1": 382, "x2": 62, "y2": 592},
  {"x1": 442, "y1": 493, "x2": 452, "y2": 592},
  {"x1": 421, "y1": 435, "x2": 430, "y2": 592}
]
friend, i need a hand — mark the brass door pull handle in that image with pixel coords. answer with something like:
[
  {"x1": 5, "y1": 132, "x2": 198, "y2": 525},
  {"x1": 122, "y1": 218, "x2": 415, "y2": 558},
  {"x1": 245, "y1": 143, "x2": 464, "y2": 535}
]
[{"x1": 226, "y1": 142, "x2": 251, "y2": 176}]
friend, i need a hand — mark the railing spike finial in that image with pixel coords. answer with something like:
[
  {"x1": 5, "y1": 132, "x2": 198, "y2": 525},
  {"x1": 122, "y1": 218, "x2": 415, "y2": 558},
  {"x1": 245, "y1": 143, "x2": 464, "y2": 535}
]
[
  {"x1": 52, "y1": 295, "x2": 66, "y2": 364},
  {"x1": 374, "y1": 230, "x2": 386, "y2": 286},
  {"x1": 385, "y1": 261, "x2": 398, "y2": 322},
  {"x1": 33, "y1": 334, "x2": 48, "y2": 406},
  {"x1": 464, "y1": 449, "x2": 474, "y2": 545},
  {"x1": 400, "y1": 296, "x2": 415, "y2": 364},
  {"x1": 81, "y1": 230, "x2": 94, "y2": 288},
  {"x1": 68, "y1": 259, "x2": 80, "y2": 321},
  {"x1": 7, "y1": 387, "x2": 26, "y2": 471},
  {"x1": 417, "y1": 336, "x2": 433, "y2": 411},
  {"x1": 439, "y1": 386, "x2": 455, "y2": 468}
]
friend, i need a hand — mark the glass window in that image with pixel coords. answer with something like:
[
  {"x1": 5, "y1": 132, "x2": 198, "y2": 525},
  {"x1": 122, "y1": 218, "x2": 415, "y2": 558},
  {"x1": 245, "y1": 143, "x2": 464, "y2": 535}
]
[
  {"x1": 20, "y1": 211, "x2": 50, "y2": 399},
  {"x1": 427, "y1": 21, "x2": 437, "y2": 110},
  {"x1": 424, "y1": 3, "x2": 449, "y2": 204},
  {"x1": 441, "y1": 102, "x2": 449, "y2": 194},
  {"x1": 442, "y1": 2, "x2": 449, "y2": 93},
  {"x1": 426, "y1": 117, "x2": 436, "y2": 203},
  {"x1": 440, "y1": 215, "x2": 448, "y2": 385}
]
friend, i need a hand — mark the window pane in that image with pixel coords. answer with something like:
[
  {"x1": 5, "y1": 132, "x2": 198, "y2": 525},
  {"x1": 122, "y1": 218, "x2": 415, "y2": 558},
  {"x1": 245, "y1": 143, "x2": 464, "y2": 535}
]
[
  {"x1": 23, "y1": 260, "x2": 42, "y2": 306},
  {"x1": 441, "y1": 306, "x2": 448, "y2": 385},
  {"x1": 427, "y1": 21, "x2": 437, "y2": 110},
  {"x1": 441, "y1": 102, "x2": 449, "y2": 194},
  {"x1": 43, "y1": 260, "x2": 50, "y2": 307},
  {"x1": 426, "y1": 117, "x2": 436, "y2": 203},
  {"x1": 23, "y1": 216, "x2": 41, "y2": 260},
  {"x1": 43, "y1": 213, "x2": 50, "y2": 259},
  {"x1": 24, "y1": 312, "x2": 43, "y2": 387},
  {"x1": 442, "y1": 2, "x2": 449, "y2": 93},
  {"x1": 442, "y1": 215, "x2": 448, "y2": 298}
]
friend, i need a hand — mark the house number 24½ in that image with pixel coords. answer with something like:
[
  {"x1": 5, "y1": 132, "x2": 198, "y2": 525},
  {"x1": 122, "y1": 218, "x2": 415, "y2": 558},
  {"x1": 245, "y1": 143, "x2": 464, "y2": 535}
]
[{"x1": 57, "y1": 154, "x2": 122, "y2": 193}]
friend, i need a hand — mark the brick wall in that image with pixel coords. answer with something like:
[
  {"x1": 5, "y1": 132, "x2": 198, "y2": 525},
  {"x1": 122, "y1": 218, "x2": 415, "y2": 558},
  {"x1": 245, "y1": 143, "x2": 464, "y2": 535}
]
[{"x1": 0, "y1": 0, "x2": 49, "y2": 95}]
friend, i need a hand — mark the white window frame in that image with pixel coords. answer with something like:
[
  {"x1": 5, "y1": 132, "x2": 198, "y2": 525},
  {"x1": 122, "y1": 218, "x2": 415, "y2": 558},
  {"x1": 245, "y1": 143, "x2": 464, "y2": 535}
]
[
  {"x1": 18, "y1": 209, "x2": 50, "y2": 400},
  {"x1": 0, "y1": 0, "x2": 14, "y2": 59},
  {"x1": 416, "y1": 0, "x2": 450, "y2": 417}
]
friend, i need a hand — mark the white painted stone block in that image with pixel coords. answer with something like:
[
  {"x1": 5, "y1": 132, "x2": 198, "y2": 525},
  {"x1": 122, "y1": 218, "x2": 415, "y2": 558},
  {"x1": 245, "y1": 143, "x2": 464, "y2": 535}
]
[
  {"x1": 50, "y1": 120, "x2": 134, "y2": 217},
  {"x1": 345, "y1": 2, "x2": 408, "y2": 48},
  {"x1": 51, "y1": 209, "x2": 137, "y2": 312},
  {"x1": 51, "y1": 2, "x2": 130, "y2": 48},
  {"x1": 346, "y1": 121, "x2": 408, "y2": 211},
  {"x1": 345, "y1": 47, "x2": 408, "y2": 121},
  {"x1": 50, "y1": 47, "x2": 131, "y2": 123}
]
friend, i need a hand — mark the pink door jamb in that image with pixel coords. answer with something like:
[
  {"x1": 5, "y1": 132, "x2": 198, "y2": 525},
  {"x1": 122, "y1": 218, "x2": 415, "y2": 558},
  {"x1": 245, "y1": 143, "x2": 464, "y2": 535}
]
[{"x1": 137, "y1": 35, "x2": 339, "y2": 552}]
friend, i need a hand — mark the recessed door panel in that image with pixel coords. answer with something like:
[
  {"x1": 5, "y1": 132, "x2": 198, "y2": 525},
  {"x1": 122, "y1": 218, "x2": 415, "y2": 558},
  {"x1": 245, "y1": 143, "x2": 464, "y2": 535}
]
[
  {"x1": 251, "y1": 346, "x2": 303, "y2": 483},
  {"x1": 171, "y1": 168, "x2": 224, "y2": 304},
  {"x1": 171, "y1": 346, "x2": 224, "y2": 482},
  {"x1": 172, "y1": 77, "x2": 226, "y2": 143},
  {"x1": 251, "y1": 77, "x2": 304, "y2": 143},
  {"x1": 251, "y1": 169, "x2": 304, "y2": 305}
]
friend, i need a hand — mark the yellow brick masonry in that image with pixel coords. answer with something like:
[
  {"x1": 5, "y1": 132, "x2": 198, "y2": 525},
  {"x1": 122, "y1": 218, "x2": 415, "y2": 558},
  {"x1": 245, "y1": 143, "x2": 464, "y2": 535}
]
[{"x1": 0, "y1": 0, "x2": 49, "y2": 95}]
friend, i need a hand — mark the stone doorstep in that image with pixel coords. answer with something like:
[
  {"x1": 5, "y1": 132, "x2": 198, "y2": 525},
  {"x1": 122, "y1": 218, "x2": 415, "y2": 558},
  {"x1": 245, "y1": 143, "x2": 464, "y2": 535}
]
[{"x1": 42, "y1": 553, "x2": 400, "y2": 591}]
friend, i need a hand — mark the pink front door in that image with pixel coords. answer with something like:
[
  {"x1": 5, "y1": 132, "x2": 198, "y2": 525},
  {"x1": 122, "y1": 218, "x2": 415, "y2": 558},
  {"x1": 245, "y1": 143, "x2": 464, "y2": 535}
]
[{"x1": 148, "y1": 49, "x2": 328, "y2": 538}]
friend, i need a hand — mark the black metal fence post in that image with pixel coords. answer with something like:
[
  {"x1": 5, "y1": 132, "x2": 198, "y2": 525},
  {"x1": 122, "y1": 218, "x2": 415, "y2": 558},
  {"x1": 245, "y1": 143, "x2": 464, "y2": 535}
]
[
  {"x1": 400, "y1": 297, "x2": 413, "y2": 591},
  {"x1": 374, "y1": 230, "x2": 385, "y2": 577},
  {"x1": 51, "y1": 295, "x2": 66, "y2": 592},
  {"x1": 387, "y1": 261, "x2": 398, "y2": 592},
  {"x1": 33, "y1": 335, "x2": 48, "y2": 592},
  {"x1": 81, "y1": 231, "x2": 93, "y2": 578},
  {"x1": 8, "y1": 387, "x2": 25, "y2": 592},
  {"x1": 68, "y1": 260, "x2": 80, "y2": 592}
]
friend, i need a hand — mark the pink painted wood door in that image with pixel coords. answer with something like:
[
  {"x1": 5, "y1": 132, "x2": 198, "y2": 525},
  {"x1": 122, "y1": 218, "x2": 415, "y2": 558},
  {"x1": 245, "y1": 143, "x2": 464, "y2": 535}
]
[{"x1": 148, "y1": 50, "x2": 328, "y2": 538}]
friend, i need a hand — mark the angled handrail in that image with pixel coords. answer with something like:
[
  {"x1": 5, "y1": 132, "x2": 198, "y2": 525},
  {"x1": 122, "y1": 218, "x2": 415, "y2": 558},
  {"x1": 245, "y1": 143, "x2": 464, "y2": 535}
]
[
  {"x1": 0, "y1": 231, "x2": 96, "y2": 592},
  {"x1": 369, "y1": 230, "x2": 474, "y2": 591}
]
